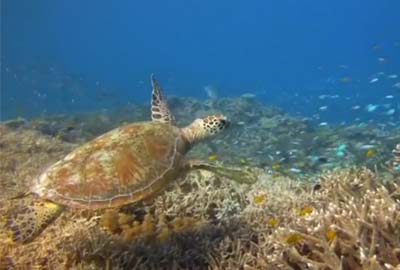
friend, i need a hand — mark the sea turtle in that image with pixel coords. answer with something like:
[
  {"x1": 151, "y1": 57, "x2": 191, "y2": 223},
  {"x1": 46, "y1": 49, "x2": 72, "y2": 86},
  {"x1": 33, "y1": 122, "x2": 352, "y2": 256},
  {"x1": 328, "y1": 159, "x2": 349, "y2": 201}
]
[{"x1": 5, "y1": 75, "x2": 256, "y2": 243}]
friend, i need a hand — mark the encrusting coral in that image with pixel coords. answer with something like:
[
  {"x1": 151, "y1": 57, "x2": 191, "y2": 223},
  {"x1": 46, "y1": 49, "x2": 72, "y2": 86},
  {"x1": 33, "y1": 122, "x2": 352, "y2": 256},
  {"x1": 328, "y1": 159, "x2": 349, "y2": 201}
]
[{"x1": 0, "y1": 125, "x2": 399, "y2": 269}]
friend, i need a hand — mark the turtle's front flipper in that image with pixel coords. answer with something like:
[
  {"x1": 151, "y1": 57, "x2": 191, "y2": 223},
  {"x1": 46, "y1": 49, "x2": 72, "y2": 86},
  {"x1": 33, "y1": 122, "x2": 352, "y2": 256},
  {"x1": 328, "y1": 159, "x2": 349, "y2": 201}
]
[
  {"x1": 185, "y1": 160, "x2": 258, "y2": 184},
  {"x1": 150, "y1": 74, "x2": 175, "y2": 124},
  {"x1": 5, "y1": 197, "x2": 64, "y2": 243}
]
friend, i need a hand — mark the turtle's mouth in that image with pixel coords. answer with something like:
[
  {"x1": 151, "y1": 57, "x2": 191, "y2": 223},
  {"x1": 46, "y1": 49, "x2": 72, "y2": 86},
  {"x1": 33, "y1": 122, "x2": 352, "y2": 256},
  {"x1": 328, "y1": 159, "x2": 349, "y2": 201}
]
[{"x1": 221, "y1": 119, "x2": 230, "y2": 128}]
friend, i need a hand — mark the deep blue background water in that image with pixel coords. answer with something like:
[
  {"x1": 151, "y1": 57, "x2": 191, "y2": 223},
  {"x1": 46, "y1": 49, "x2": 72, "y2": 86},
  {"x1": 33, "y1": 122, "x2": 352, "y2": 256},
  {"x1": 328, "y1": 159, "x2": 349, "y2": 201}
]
[{"x1": 1, "y1": 0, "x2": 400, "y2": 124}]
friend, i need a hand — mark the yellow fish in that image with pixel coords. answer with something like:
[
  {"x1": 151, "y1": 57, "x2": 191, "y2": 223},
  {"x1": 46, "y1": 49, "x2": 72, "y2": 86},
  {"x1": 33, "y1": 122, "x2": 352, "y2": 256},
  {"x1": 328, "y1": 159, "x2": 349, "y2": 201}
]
[
  {"x1": 271, "y1": 163, "x2": 281, "y2": 171},
  {"x1": 208, "y1": 155, "x2": 218, "y2": 161},
  {"x1": 266, "y1": 217, "x2": 278, "y2": 227},
  {"x1": 285, "y1": 233, "x2": 303, "y2": 245},
  {"x1": 366, "y1": 149, "x2": 376, "y2": 158},
  {"x1": 296, "y1": 205, "x2": 313, "y2": 216},
  {"x1": 253, "y1": 195, "x2": 266, "y2": 205},
  {"x1": 326, "y1": 228, "x2": 336, "y2": 242}
]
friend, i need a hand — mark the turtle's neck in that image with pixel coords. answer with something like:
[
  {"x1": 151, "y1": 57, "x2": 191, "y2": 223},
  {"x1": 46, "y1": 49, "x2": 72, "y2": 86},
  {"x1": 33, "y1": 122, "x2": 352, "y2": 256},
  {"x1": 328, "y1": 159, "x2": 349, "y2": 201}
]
[{"x1": 180, "y1": 119, "x2": 209, "y2": 146}]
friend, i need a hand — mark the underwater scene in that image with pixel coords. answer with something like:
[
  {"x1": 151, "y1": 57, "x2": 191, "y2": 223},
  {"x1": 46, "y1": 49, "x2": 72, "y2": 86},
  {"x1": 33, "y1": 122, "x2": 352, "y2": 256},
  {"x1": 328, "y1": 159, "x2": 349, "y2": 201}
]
[{"x1": 1, "y1": 1, "x2": 400, "y2": 269}]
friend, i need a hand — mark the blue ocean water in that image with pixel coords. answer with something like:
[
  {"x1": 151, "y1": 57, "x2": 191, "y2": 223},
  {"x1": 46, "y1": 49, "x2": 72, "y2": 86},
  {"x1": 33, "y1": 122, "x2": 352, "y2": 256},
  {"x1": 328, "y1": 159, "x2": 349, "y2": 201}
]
[
  {"x1": 1, "y1": 3, "x2": 400, "y2": 265},
  {"x1": 1, "y1": 0, "x2": 399, "y2": 125}
]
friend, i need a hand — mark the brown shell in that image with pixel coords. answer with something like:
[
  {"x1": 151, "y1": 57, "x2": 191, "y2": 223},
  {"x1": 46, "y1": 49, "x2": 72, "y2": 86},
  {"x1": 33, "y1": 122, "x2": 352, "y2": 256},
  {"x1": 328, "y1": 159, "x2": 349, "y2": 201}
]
[{"x1": 32, "y1": 122, "x2": 187, "y2": 209}]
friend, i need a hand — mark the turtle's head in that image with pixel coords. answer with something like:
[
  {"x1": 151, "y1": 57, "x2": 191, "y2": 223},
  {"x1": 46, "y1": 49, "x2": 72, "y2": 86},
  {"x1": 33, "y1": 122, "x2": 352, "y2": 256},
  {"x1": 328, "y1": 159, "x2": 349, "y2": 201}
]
[{"x1": 181, "y1": 114, "x2": 230, "y2": 145}]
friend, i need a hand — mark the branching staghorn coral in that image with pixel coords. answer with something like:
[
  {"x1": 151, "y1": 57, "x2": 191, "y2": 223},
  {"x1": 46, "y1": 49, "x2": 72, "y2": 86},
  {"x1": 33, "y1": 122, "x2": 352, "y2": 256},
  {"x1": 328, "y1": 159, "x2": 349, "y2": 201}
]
[
  {"x1": 205, "y1": 168, "x2": 400, "y2": 270},
  {"x1": 3, "y1": 165, "x2": 399, "y2": 269},
  {"x1": 264, "y1": 168, "x2": 400, "y2": 270},
  {"x1": 0, "y1": 167, "x2": 251, "y2": 269},
  {"x1": 1, "y1": 125, "x2": 399, "y2": 269},
  {"x1": 383, "y1": 143, "x2": 400, "y2": 177}
]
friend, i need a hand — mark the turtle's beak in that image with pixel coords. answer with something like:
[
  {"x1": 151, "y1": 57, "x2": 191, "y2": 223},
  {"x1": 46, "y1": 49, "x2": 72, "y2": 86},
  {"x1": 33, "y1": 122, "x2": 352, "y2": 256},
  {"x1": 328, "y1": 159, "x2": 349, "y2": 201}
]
[{"x1": 221, "y1": 119, "x2": 230, "y2": 128}]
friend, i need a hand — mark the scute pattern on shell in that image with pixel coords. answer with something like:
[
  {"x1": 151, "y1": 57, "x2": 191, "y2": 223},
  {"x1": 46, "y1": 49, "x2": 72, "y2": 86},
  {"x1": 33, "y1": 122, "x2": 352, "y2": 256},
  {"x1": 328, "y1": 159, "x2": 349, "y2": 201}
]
[{"x1": 34, "y1": 122, "x2": 184, "y2": 209}]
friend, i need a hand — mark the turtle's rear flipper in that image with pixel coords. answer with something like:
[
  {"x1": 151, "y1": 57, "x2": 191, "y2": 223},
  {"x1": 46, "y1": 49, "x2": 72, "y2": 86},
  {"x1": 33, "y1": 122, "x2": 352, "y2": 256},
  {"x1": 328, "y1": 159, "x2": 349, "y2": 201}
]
[{"x1": 5, "y1": 199, "x2": 64, "y2": 243}]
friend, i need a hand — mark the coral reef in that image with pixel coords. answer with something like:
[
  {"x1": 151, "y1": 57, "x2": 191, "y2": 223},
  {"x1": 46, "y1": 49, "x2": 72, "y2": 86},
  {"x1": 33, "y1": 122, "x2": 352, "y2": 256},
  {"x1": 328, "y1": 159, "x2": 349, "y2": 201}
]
[
  {"x1": 4, "y1": 97, "x2": 400, "y2": 178},
  {"x1": 0, "y1": 125, "x2": 399, "y2": 269},
  {"x1": 0, "y1": 125, "x2": 75, "y2": 198},
  {"x1": 265, "y1": 168, "x2": 400, "y2": 270},
  {"x1": 393, "y1": 144, "x2": 400, "y2": 167}
]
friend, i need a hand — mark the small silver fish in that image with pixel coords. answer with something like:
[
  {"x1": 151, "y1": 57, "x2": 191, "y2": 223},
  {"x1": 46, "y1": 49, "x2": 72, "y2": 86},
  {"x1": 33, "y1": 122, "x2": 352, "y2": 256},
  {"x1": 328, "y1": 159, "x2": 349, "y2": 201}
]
[
  {"x1": 366, "y1": 104, "x2": 378, "y2": 112},
  {"x1": 370, "y1": 78, "x2": 379, "y2": 83},
  {"x1": 386, "y1": 109, "x2": 395, "y2": 115},
  {"x1": 358, "y1": 144, "x2": 376, "y2": 150},
  {"x1": 289, "y1": 168, "x2": 302, "y2": 173}
]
